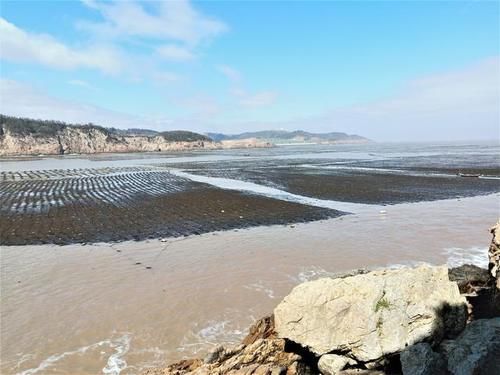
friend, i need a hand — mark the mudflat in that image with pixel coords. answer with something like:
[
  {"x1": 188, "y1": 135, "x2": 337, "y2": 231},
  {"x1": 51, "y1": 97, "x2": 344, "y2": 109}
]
[
  {"x1": 2, "y1": 143, "x2": 500, "y2": 245},
  {"x1": 0, "y1": 168, "x2": 339, "y2": 246}
]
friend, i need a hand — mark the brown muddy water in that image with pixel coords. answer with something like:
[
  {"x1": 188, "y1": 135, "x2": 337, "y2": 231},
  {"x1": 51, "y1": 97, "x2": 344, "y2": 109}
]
[
  {"x1": 1, "y1": 194, "x2": 499, "y2": 374},
  {"x1": 1, "y1": 143, "x2": 500, "y2": 374}
]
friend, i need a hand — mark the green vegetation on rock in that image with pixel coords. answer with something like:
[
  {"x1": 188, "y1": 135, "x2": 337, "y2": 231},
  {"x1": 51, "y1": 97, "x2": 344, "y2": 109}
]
[{"x1": 0, "y1": 114, "x2": 212, "y2": 142}]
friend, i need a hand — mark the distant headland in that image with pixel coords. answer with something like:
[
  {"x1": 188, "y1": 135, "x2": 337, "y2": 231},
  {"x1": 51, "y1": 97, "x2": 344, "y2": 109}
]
[{"x1": 0, "y1": 114, "x2": 369, "y2": 156}]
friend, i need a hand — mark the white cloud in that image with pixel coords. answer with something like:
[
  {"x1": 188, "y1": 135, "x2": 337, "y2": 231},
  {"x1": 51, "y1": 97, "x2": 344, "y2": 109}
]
[
  {"x1": 0, "y1": 79, "x2": 171, "y2": 129},
  {"x1": 67, "y1": 79, "x2": 94, "y2": 89},
  {"x1": 152, "y1": 71, "x2": 182, "y2": 83},
  {"x1": 1, "y1": 0, "x2": 227, "y2": 79},
  {"x1": 156, "y1": 44, "x2": 195, "y2": 62},
  {"x1": 239, "y1": 91, "x2": 278, "y2": 108},
  {"x1": 80, "y1": 0, "x2": 227, "y2": 46},
  {"x1": 0, "y1": 18, "x2": 122, "y2": 74},
  {"x1": 216, "y1": 64, "x2": 242, "y2": 82}
]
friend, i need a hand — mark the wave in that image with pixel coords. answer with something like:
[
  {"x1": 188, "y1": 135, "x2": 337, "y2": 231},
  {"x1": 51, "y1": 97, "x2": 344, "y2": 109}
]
[
  {"x1": 444, "y1": 246, "x2": 489, "y2": 269},
  {"x1": 18, "y1": 333, "x2": 131, "y2": 375},
  {"x1": 244, "y1": 281, "x2": 275, "y2": 299}
]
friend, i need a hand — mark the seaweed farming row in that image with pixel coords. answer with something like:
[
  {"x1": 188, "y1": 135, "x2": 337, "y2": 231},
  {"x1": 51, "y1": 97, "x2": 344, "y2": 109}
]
[
  {"x1": 0, "y1": 170, "x2": 195, "y2": 214},
  {"x1": 0, "y1": 166, "x2": 159, "y2": 181},
  {"x1": 0, "y1": 166, "x2": 340, "y2": 245}
]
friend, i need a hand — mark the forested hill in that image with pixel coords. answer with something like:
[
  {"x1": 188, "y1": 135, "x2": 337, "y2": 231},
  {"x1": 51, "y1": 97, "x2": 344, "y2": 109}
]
[
  {"x1": 0, "y1": 114, "x2": 218, "y2": 155},
  {"x1": 0, "y1": 114, "x2": 211, "y2": 142}
]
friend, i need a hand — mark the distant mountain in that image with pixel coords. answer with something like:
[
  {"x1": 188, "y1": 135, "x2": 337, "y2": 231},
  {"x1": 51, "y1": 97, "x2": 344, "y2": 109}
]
[{"x1": 206, "y1": 130, "x2": 369, "y2": 144}]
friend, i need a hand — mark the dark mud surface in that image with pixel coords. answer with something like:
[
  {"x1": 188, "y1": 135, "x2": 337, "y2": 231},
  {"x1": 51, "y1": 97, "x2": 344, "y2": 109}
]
[
  {"x1": 169, "y1": 158, "x2": 500, "y2": 205},
  {"x1": 0, "y1": 168, "x2": 339, "y2": 246}
]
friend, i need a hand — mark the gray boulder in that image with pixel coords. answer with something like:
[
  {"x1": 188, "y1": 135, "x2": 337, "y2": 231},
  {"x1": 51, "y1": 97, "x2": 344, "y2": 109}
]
[
  {"x1": 274, "y1": 265, "x2": 467, "y2": 363},
  {"x1": 441, "y1": 317, "x2": 500, "y2": 375},
  {"x1": 400, "y1": 342, "x2": 446, "y2": 375}
]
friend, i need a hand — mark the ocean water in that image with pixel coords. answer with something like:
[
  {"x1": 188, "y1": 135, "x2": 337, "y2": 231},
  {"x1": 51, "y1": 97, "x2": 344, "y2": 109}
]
[{"x1": 1, "y1": 142, "x2": 499, "y2": 374}]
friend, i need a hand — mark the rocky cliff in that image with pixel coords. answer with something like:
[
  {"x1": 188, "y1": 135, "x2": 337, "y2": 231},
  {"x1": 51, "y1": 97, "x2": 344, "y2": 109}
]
[
  {"x1": 0, "y1": 126, "x2": 220, "y2": 156},
  {"x1": 145, "y1": 224, "x2": 500, "y2": 375},
  {"x1": 0, "y1": 115, "x2": 272, "y2": 156}
]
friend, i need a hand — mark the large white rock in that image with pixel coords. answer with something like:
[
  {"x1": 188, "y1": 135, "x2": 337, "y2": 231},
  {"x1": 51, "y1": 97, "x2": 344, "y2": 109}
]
[{"x1": 274, "y1": 265, "x2": 467, "y2": 362}]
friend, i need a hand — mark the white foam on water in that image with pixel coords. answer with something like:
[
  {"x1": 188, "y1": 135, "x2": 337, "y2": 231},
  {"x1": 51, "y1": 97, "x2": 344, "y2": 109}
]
[
  {"x1": 244, "y1": 281, "x2": 275, "y2": 299},
  {"x1": 381, "y1": 261, "x2": 432, "y2": 270},
  {"x1": 198, "y1": 320, "x2": 231, "y2": 341},
  {"x1": 17, "y1": 334, "x2": 131, "y2": 375},
  {"x1": 293, "y1": 262, "x2": 435, "y2": 284},
  {"x1": 178, "y1": 319, "x2": 245, "y2": 355},
  {"x1": 102, "y1": 334, "x2": 131, "y2": 375},
  {"x1": 293, "y1": 266, "x2": 339, "y2": 283},
  {"x1": 170, "y1": 169, "x2": 376, "y2": 214},
  {"x1": 444, "y1": 246, "x2": 489, "y2": 269}
]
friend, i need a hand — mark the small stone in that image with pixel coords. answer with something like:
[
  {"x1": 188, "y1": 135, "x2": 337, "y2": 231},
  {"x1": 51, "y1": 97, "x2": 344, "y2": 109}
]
[
  {"x1": 318, "y1": 354, "x2": 354, "y2": 375},
  {"x1": 204, "y1": 345, "x2": 225, "y2": 364}
]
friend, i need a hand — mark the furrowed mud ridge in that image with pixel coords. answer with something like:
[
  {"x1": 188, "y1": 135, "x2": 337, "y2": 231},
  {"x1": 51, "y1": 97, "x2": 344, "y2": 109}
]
[{"x1": 0, "y1": 167, "x2": 340, "y2": 245}]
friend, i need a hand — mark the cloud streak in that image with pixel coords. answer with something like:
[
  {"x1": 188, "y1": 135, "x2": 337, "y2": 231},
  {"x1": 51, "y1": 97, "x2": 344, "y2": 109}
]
[
  {"x1": 81, "y1": 0, "x2": 227, "y2": 46},
  {"x1": 156, "y1": 44, "x2": 195, "y2": 62},
  {"x1": 0, "y1": 18, "x2": 123, "y2": 74}
]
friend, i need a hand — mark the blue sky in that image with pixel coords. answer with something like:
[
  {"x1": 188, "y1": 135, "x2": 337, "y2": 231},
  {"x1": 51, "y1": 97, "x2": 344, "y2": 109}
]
[{"x1": 0, "y1": 0, "x2": 498, "y2": 141}]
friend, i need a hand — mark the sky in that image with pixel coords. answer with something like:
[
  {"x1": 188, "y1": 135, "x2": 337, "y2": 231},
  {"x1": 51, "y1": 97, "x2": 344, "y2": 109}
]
[{"x1": 0, "y1": 0, "x2": 499, "y2": 141}]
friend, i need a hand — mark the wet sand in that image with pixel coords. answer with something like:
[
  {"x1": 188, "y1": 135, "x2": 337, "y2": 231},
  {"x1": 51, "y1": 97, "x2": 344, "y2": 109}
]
[{"x1": 1, "y1": 194, "x2": 499, "y2": 374}]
